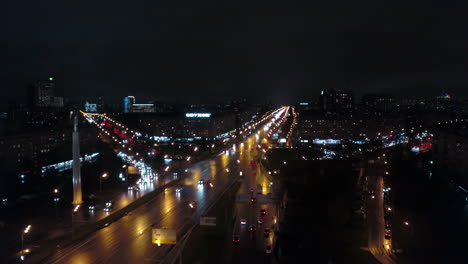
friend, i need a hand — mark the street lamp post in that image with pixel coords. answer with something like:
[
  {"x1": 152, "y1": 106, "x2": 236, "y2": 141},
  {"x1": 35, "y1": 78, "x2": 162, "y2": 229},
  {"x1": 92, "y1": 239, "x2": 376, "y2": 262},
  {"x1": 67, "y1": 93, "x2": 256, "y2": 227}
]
[
  {"x1": 72, "y1": 205, "x2": 80, "y2": 239},
  {"x1": 122, "y1": 165, "x2": 128, "y2": 183},
  {"x1": 53, "y1": 188, "x2": 59, "y2": 219},
  {"x1": 100, "y1": 173, "x2": 108, "y2": 192},
  {"x1": 21, "y1": 225, "x2": 31, "y2": 254}
]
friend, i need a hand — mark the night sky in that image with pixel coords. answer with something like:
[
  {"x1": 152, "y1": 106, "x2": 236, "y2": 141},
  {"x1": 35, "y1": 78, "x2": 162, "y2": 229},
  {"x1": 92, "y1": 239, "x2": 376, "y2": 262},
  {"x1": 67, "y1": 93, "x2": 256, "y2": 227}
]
[{"x1": 4, "y1": 1, "x2": 468, "y2": 104}]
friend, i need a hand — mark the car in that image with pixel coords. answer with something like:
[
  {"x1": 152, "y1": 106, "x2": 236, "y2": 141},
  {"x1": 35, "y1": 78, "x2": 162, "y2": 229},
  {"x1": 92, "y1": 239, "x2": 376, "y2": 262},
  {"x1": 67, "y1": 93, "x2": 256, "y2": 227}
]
[
  {"x1": 232, "y1": 235, "x2": 240, "y2": 244},
  {"x1": 128, "y1": 186, "x2": 133, "y2": 190},
  {"x1": 175, "y1": 188, "x2": 182, "y2": 193},
  {"x1": 198, "y1": 179, "x2": 205, "y2": 184},
  {"x1": 240, "y1": 219, "x2": 247, "y2": 225},
  {"x1": 258, "y1": 218, "x2": 263, "y2": 224},
  {"x1": 250, "y1": 225, "x2": 256, "y2": 231},
  {"x1": 384, "y1": 233, "x2": 392, "y2": 240},
  {"x1": 265, "y1": 245, "x2": 272, "y2": 253},
  {"x1": 250, "y1": 198, "x2": 257, "y2": 203},
  {"x1": 88, "y1": 205, "x2": 95, "y2": 210},
  {"x1": 385, "y1": 226, "x2": 391, "y2": 234},
  {"x1": 105, "y1": 201, "x2": 114, "y2": 210},
  {"x1": 260, "y1": 209, "x2": 266, "y2": 216},
  {"x1": 189, "y1": 200, "x2": 197, "y2": 208},
  {"x1": 264, "y1": 229, "x2": 271, "y2": 237},
  {"x1": 250, "y1": 187, "x2": 254, "y2": 193}
]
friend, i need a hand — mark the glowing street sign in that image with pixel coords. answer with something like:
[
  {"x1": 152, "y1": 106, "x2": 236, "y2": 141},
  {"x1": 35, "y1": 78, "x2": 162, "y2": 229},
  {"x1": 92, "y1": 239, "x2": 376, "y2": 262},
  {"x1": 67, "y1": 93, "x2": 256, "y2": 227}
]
[
  {"x1": 185, "y1": 113, "x2": 211, "y2": 118},
  {"x1": 152, "y1": 228, "x2": 176, "y2": 244}
]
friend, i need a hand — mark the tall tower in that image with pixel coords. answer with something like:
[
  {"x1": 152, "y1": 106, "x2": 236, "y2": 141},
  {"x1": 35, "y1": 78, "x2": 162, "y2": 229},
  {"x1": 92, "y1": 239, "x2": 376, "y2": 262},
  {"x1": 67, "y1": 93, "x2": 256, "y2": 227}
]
[{"x1": 71, "y1": 111, "x2": 83, "y2": 205}]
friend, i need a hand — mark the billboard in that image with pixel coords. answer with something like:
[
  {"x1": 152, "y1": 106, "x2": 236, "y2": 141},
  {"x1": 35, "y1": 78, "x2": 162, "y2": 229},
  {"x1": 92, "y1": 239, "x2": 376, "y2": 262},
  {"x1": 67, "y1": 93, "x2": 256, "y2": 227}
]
[
  {"x1": 127, "y1": 166, "x2": 140, "y2": 174},
  {"x1": 152, "y1": 228, "x2": 176, "y2": 244}
]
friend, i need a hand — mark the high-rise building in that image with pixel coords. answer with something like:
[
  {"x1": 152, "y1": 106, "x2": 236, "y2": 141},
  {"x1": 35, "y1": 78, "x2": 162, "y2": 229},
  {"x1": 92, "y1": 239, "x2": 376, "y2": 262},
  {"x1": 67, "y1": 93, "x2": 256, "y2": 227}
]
[
  {"x1": 33, "y1": 77, "x2": 64, "y2": 107},
  {"x1": 123, "y1": 96, "x2": 135, "y2": 113},
  {"x1": 34, "y1": 78, "x2": 54, "y2": 107},
  {"x1": 361, "y1": 94, "x2": 395, "y2": 115},
  {"x1": 319, "y1": 89, "x2": 354, "y2": 115}
]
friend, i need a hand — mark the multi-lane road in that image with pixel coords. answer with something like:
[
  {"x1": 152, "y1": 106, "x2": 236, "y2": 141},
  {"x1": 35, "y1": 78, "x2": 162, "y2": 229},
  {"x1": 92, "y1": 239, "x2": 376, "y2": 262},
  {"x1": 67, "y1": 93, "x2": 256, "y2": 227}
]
[
  {"x1": 221, "y1": 130, "x2": 278, "y2": 264},
  {"x1": 43, "y1": 107, "x2": 288, "y2": 264}
]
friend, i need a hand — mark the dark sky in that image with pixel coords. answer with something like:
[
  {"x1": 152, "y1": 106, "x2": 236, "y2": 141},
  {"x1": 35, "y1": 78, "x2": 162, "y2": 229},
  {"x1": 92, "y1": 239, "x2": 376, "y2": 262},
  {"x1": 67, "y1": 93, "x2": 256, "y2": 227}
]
[{"x1": 3, "y1": 1, "x2": 468, "y2": 104}]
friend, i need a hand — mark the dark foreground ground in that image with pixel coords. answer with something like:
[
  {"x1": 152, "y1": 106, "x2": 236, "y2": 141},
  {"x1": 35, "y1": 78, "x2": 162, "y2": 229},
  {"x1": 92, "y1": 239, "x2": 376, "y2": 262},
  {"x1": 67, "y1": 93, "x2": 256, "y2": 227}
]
[
  {"x1": 389, "y1": 150, "x2": 468, "y2": 263},
  {"x1": 265, "y1": 149, "x2": 377, "y2": 264}
]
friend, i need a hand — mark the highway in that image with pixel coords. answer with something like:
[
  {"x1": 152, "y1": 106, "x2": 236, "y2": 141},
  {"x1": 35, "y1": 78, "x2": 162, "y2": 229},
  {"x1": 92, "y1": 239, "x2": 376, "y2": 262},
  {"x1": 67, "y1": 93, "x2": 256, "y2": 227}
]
[
  {"x1": 221, "y1": 109, "x2": 291, "y2": 264},
  {"x1": 44, "y1": 108, "x2": 288, "y2": 264}
]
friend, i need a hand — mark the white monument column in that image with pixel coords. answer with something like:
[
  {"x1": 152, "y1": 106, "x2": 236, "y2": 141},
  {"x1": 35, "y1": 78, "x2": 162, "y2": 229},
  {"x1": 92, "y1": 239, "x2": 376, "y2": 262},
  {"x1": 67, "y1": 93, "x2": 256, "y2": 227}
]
[{"x1": 72, "y1": 112, "x2": 83, "y2": 205}]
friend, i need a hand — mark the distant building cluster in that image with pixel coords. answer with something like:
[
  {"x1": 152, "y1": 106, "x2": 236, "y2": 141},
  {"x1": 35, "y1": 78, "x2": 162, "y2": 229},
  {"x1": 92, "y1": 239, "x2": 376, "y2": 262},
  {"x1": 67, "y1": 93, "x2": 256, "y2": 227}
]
[
  {"x1": 121, "y1": 105, "x2": 257, "y2": 139},
  {"x1": 0, "y1": 127, "x2": 99, "y2": 179},
  {"x1": 293, "y1": 89, "x2": 468, "y2": 150}
]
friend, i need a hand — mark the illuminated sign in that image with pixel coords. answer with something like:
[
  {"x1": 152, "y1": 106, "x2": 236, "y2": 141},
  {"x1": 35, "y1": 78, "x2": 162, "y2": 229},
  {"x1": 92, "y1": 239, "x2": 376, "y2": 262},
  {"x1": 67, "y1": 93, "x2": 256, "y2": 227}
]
[
  {"x1": 152, "y1": 228, "x2": 176, "y2": 244},
  {"x1": 185, "y1": 113, "x2": 212, "y2": 118},
  {"x1": 313, "y1": 139, "x2": 341, "y2": 145}
]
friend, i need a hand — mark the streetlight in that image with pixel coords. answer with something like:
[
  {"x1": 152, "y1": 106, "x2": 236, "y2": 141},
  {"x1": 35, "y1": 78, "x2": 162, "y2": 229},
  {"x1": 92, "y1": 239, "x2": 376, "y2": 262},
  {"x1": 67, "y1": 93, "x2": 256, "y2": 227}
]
[
  {"x1": 72, "y1": 205, "x2": 80, "y2": 239},
  {"x1": 100, "y1": 173, "x2": 108, "y2": 192},
  {"x1": 122, "y1": 165, "x2": 128, "y2": 183},
  {"x1": 21, "y1": 225, "x2": 31, "y2": 255},
  {"x1": 53, "y1": 189, "x2": 60, "y2": 219}
]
